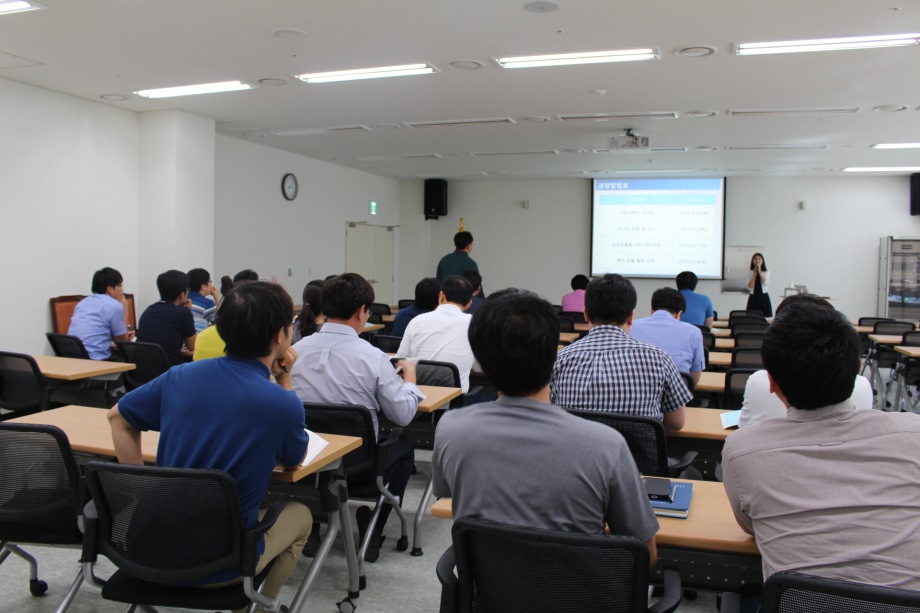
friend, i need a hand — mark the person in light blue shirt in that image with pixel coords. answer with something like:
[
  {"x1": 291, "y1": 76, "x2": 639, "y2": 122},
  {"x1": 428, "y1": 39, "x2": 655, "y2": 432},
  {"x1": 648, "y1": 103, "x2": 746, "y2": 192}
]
[
  {"x1": 676, "y1": 271, "x2": 714, "y2": 329},
  {"x1": 630, "y1": 287, "x2": 705, "y2": 385},
  {"x1": 68, "y1": 267, "x2": 134, "y2": 359}
]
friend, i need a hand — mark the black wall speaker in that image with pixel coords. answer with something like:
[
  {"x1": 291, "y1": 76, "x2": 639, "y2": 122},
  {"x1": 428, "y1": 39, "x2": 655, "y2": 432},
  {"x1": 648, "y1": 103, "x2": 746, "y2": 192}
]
[
  {"x1": 424, "y1": 179, "x2": 448, "y2": 219},
  {"x1": 911, "y1": 173, "x2": 920, "y2": 216}
]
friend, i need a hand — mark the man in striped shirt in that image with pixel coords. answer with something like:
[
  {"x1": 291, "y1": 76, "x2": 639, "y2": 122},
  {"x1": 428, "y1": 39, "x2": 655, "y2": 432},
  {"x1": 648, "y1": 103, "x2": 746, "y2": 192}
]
[{"x1": 550, "y1": 274, "x2": 690, "y2": 431}]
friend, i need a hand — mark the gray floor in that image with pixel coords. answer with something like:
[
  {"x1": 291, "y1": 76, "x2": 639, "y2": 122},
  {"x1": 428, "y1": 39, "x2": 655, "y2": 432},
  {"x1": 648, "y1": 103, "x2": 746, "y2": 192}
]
[{"x1": 1, "y1": 451, "x2": 718, "y2": 613}]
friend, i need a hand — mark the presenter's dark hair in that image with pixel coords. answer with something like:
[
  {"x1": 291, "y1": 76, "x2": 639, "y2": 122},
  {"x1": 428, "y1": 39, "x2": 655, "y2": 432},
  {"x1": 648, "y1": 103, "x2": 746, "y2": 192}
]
[
  {"x1": 187, "y1": 268, "x2": 211, "y2": 292},
  {"x1": 762, "y1": 300, "x2": 859, "y2": 411},
  {"x1": 571, "y1": 274, "x2": 590, "y2": 291},
  {"x1": 297, "y1": 280, "x2": 324, "y2": 338},
  {"x1": 675, "y1": 271, "x2": 698, "y2": 291},
  {"x1": 651, "y1": 287, "x2": 686, "y2": 315},
  {"x1": 221, "y1": 269, "x2": 259, "y2": 295},
  {"x1": 441, "y1": 275, "x2": 473, "y2": 305},
  {"x1": 414, "y1": 277, "x2": 441, "y2": 310},
  {"x1": 218, "y1": 281, "x2": 293, "y2": 358},
  {"x1": 468, "y1": 289, "x2": 559, "y2": 397},
  {"x1": 91, "y1": 267, "x2": 123, "y2": 294},
  {"x1": 453, "y1": 231, "x2": 474, "y2": 250},
  {"x1": 462, "y1": 270, "x2": 482, "y2": 292},
  {"x1": 750, "y1": 253, "x2": 768, "y2": 271},
  {"x1": 156, "y1": 270, "x2": 190, "y2": 302},
  {"x1": 585, "y1": 274, "x2": 637, "y2": 326},
  {"x1": 322, "y1": 273, "x2": 375, "y2": 320}
]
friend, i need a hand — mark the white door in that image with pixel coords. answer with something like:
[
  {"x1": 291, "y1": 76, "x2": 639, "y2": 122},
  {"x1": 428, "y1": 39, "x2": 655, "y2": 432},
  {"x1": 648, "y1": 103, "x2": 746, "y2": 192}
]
[{"x1": 345, "y1": 223, "x2": 395, "y2": 305}]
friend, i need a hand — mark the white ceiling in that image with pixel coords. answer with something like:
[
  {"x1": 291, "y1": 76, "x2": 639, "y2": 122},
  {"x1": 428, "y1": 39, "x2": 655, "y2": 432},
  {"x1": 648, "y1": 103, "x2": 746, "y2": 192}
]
[{"x1": 4, "y1": 0, "x2": 920, "y2": 180}]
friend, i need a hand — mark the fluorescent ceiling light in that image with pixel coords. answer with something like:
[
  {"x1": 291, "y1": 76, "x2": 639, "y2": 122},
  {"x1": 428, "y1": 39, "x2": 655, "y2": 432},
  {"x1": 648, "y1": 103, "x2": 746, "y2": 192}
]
[
  {"x1": 496, "y1": 48, "x2": 658, "y2": 69},
  {"x1": 872, "y1": 143, "x2": 920, "y2": 149},
  {"x1": 736, "y1": 33, "x2": 920, "y2": 56},
  {"x1": 135, "y1": 80, "x2": 253, "y2": 98},
  {"x1": 296, "y1": 64, "x2": 435, "y2": 83},
  {"x1": 0, "y1": 0, "x2": 44, "y2": 15},
  {"x1": 844, "y1": 167, "x2": 920, "y2": 172}
]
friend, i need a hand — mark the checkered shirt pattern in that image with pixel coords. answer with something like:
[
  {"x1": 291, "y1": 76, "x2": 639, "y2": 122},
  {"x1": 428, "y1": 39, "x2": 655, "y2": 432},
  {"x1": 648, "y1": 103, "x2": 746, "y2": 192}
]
[{"x1": 550, "y1": 325, "x2": 693, "y2": 421}]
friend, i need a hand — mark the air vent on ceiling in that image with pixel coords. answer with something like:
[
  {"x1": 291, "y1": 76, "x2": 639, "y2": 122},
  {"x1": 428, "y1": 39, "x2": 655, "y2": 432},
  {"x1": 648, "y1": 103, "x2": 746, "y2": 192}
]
[
  {"x1": 357, "y1": 153, "x2": 443, "y2": 161},
  {"x1": 469, "y1": 149, "x2": 560, "y2": 156},
  {"x1": 404, "y1": 117, "x2": 516, "y2": 128},
  {"x1": 558, "y1": 111, "x2": 677, "y2": 121},
  {"x1": 728, "y1": 107, "x2": 860, "y2": 117},
  {"x1": 727, "y1": 144, "x2": 829, "y2": 151},
  {"x1": 651, "y1": 146, "x2": 689, "y2": 152},
  {"x1": 270, "y1": 125, "x2": 372, "y2": 136}
]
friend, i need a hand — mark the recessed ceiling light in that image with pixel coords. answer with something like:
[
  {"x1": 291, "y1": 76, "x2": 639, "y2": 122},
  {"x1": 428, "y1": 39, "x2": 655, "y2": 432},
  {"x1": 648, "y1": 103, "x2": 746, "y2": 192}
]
[
  {"x1": 523, "y1": 2, "x2": 559, "y2": 13},
  {"x1": 296, "y1": 63, "x2": 436, "y2": 83},
  {"x1": 873, "y1": 104, "x2": 909, "y2": 112},
  {"x1": 271, "y1": 28, "x2": 308, "y2": 40},
  {"x1": 496, "y1": 48, "x2": 658, "y2": 69},
  {"x1": 134, "y1": 80, "x2": 253, "y2": 98},
  {"x1": 99, "y1": 94, "x2": 128, "y2": 101},
  {"x1": 676, "y1": 46, "x2": 717, "y2": 58},
  {"x1": 695, "y1": 145, "x2": 718, "y2": 151},
  {"x1": 685, "y1": 110, "x2": 718, "y2": 118},
  {"x1": 446, "y1": 60, "x2": 484, "y2": 71},
  {"x1": 257, "y1": 77, "x2": 288, "y2": 86},
  {"x1": 735, "y1": 33, "x2": 920, "y2": 55},
  {"x1": 520, "y1": 116, "x2": 550, "y2": 123},
  {"x1": 373, "y1": 123, "x2": 401, "y2": 130},
  {"x1": 844, "y1": 166, "x2": 920, "y2": 172},
  {"x1": 872, "y1": 143, "x2": 920, "y2": 149},
  {"x1": 0, "y1": 0, "x2": 44, "y2": 15}
]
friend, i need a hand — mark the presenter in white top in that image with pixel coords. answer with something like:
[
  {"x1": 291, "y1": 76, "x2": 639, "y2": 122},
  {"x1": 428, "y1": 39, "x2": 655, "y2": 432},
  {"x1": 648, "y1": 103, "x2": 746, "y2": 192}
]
[{"x1": 746, "y1": 252, "x2": 773, "y2": 317}]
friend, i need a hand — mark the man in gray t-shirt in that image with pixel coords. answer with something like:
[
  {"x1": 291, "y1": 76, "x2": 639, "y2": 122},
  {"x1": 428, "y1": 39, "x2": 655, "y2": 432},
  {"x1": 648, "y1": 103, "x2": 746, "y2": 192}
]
[{"x1": 432, "y1": 289, "x2": 659, "y2": 558}]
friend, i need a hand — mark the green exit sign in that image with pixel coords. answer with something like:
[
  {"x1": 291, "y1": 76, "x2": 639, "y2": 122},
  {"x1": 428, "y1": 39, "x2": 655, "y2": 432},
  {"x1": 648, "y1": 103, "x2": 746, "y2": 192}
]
[{"x1": 369, "y1": 201, "x2": 378, "y2": 215}]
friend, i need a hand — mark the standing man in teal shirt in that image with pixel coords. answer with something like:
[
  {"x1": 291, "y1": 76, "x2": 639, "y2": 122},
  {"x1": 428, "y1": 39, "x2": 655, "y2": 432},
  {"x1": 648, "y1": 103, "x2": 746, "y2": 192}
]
[{"x1": 437, "y1": 231, "x2": 485, "y2": 296}]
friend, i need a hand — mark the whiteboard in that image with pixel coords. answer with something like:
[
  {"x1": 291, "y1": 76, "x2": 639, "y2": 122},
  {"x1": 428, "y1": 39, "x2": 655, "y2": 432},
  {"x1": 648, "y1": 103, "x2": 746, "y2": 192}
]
[{"x1": 723, "y1": 245, "x2": 762, "y2": 293}]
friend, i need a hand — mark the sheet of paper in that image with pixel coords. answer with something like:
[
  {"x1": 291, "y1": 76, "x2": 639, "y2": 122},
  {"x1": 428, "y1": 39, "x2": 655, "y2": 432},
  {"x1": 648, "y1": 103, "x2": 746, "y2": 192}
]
[
  {"x1": 720, "y1": 410, "x2": 742, "y2": 429},
  {"x1": 300, "y1": 429, "x2": 329, "y2": 466}
]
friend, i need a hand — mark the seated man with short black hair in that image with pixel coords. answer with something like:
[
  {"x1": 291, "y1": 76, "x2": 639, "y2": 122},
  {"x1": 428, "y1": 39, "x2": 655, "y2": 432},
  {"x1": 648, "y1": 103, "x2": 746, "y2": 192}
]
[
  {"x1": 136, "y1": 269, "x2": 197, "y2": 365},
  {"x1": 68, "y1": 266, "x2": 134, "y2": 360},
  {"x1": 108, "y1": 281, "x2": 311, "y2": 602},
  {"x1": 675, "y1": 271, "x2": 714, "y2": 329},
  {"x1": 461, "y1": 270, "x2": 484, "y2": 313},
  {"x1": 630, "y1": 287, "x2": 705, "y2": 384},
  {"x1": 391, "y1": 277, "x2": 440, "y2": 337},
  {"x1": 723, "y1": 300, "x2": 920, "y2": 592},
  {"x1": 551, "y1": 274, "x2": 691, "y2": 431},
  {"x1": 432, "y1": 289, "x2": 659, "y2": 562}
]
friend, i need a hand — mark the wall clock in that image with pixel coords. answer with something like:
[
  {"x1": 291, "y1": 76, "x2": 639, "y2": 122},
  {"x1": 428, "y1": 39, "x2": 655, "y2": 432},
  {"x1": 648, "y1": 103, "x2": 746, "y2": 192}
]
[{"x1": 281, "y1": 173, "x2": 298, "y2": 201}]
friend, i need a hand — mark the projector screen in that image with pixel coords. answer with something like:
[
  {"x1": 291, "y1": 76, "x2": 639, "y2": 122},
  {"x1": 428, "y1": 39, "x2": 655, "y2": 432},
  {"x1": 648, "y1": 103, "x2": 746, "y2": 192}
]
[{"x1": 590, "y1": 178, "x2": 726, "y2": 279}]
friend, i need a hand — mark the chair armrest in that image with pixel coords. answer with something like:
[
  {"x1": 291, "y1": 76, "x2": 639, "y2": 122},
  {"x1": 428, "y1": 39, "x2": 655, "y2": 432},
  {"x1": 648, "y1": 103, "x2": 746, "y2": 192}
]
[
  {"x1": 458, "y1": 386, "x2": 484, "y2": 407},
  {"x1": 374, "y1": 429, "x2": 403, "y2": 475},
  {"x1": 649, "y1": 567, "x2": 682, "y2": 613},
  {"x1": 241, "y1": 501, "x2": 286, "y2": 575},
  {"x1": 718, "y1": 591, "x2": 741, "y2": 613},
  {"x1": 436, "y1": 545, "x2": 458, "y2": 613},
  {"x1": 80, "y1": 501, "x2": 99, "y2": 564}
]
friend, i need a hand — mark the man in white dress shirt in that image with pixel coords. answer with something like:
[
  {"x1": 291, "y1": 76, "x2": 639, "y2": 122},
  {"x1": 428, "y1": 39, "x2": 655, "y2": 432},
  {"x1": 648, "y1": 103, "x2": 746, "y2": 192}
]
[{"x1": 396, "y1": 275, "x2": 478, "y2": 393}]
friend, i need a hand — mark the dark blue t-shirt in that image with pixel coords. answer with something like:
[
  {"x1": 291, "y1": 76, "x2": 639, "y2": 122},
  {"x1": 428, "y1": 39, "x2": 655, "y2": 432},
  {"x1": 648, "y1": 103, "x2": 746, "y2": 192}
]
[
  {"x1": 137, "y1": 301, "x2": 197, "y2": 364},
  {"x1": 391, "y1": 305, "x2": 430, "y2": 337}
]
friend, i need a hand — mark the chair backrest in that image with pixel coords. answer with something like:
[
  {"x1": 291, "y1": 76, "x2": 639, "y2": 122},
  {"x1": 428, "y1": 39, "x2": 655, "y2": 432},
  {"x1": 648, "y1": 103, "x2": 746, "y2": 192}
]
[
  {"x1": 0, "y1": 351, "x2": 49, "y2": 412},
  {"x1": 732, "y1": 347, "x2": 764, "y2": 369},
  {"x1": 730, "y1": 315, "x2": 767, "y2": 327},
  {"x1": 302, "y1": 403, "x2": 377, "y2": 477},
  {"x1": 115, "y1": 341, "x2": 171, "y2": 390},
  {"x1": 567, "y1": 409, "x2": 668, "y2": 477},
  {"x1": 729, "y1": 310, "x2": 763, "y2": 320},
  {"x1": 902, "y1": 331, "x2": 920, "y2": 347},
  {"x1": 561, "y1": 311, "x2": 586, "y2": 324},
  {"x1": 761, "y1": 571, "x2": 920, "y2": 613},
  {"x1": 558, "y1": 316, "x2": 575, "y2": 333},
  {"x1": 551, "y1": 305, "x2": 563, "y2": 315},
  {"x1": 0, "y1": 423, "x2": 82, "y2": 543},
  {"x1": 367, "y1": 312, "x2": 384, "y2": 325},
  {"x1": 874, "y1": 321, "x2": 916, "y2": 335},
  {"x1": 416, "y1": 360, "x2": 461, "y2": 388},
  {"x1": 85, "y1": 462, "x2": 243, "y2": 585},
  {"x1": 701, "y1": 330, "x2": 716, "y2": 350},
  {"x1": 858, "y1": 317, "x2": 894, "y2": 327},
  {"x1": 397, "y1": 299, "x2": 415, "y2": 310},
  {"x1": 733, "y1": 333, "x2": 765, "y2": 349},
  {"x1": 371, "y1": 334, "x2": 403, "y2": 353},
  {"x1": 370, "y1": 303, "x2": 392, "y2": 315},
  {"x1": 679, "y1": 371, "x2": 695, "y2": 394},
  {"x1": 731, "y1": 322, "x2": 769, "y2": 336},
  {"x1": 451, "y1": 517, "x2": 650, "y2": 613},
  {"x1": 724, "y1": 368, "x2": 759, "y2": 411},
  {"x1": 46, "y1": 332, "x2": 92, "y2": 359},
  {"x1": 49, "y1": 295, "x2": 86, "y2": 335},
  {"x1": 693, "y1": 323, "x2": 711, "y2": 333}
]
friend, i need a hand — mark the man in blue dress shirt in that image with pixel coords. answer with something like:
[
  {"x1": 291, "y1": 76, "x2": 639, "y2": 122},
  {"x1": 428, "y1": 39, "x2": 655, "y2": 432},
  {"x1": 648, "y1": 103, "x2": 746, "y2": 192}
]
[{"x1": 630, "y1": 287, "x2": 706, "y2": 385}]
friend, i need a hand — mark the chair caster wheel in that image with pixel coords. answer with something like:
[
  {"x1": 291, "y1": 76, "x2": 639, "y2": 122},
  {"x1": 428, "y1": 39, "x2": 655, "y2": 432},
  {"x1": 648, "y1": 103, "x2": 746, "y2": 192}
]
[
  {"x1": 396, "y1": 535, "x2": 408, "y2": 551},
  {"x1": 359, "y1": 575, "x2": 367, "y2": 590},
  {"x1": 336, "y1": 597, "x2": 357, "y2": 613},
  {"x1": 411, "y1": 546, "x2": 423, "y2": 557},
  {"x1": 29, "y1": 579, "x2": 48, "y2": 597}
]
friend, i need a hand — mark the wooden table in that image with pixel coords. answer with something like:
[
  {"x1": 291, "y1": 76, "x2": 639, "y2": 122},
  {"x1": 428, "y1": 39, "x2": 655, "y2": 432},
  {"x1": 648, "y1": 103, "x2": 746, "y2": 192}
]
[
  {"x1": 574, "y1": 322, "x2": 591, "y2": 333},
  {"x1": 712, "y1": 327, "x2": 731, "y2": 338},
  {"x1": 669, "y1": 407, "x2": 731, "y2": 442},
  {"x1": 382, "y1": 313, "x2": 395, "y2": 323},
  {"x1": 715, "y1": 338, "x2": 735, "y2": 350},
  {"x1": 708, "y1": 351, "x2": 731, "y2": 368},
  {"x1": 363, "y1": 323, "x2": 385, "y2": 333},
  {"x1": 431, "y1": 479, "x2": 759, "y2": 589},
  {"x1": 868, "y1": 334, "x2": 903, "y2": 345},
  {"x1": 712, "y1": 320, "x2": 728, "y2": 328},
  {"x1": 695, "y1": 371, "x2": 725, "y2": 393},
  {"x1": 559, "y1": 332, "x2": 579, "y2": 343},
  {"x1": 31, "y1": 355, "x2": 135, "y2": 380},
  {"x1": 417, "y1": 385, "x2": 462, "y2": 413}
]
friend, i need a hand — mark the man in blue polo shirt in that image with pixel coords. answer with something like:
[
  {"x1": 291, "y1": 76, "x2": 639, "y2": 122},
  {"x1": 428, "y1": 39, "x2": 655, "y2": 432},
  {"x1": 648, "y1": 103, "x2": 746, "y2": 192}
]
[
  {"x1": 68, "y1": 267, "x2": 134, "y2": 360},
  {"x1": 631, "y1": 287, "x2": 705, "y2": 385},
  {"x1": 108, "y1": 281, "x2": 311, "y2": 600},
  {"x1": 676, "y1": 270, "x2": 714, "y2": 329}
]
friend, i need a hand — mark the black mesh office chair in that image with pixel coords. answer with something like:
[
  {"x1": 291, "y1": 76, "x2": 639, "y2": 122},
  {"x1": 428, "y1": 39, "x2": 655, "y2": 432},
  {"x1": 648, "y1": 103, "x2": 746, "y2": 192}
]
[
  {"x1": 82, "y1": 462, "x2": 286, "y2": 613},
  {"x1": 858, "y1": 317, "x2": 895, "y2": 327},
  {"x1": 45, "y1": 333, "x2": 92, "y2": 359},
  {"x1": 723, "y1": 368, "x2": 759, "y2": 411},
  {"x1": 370, "y1": 303, "x2": 392, "y2": 315},
  {"x1": 729, "y1": 310, "x2": 763, "y2": 321},
  {"x1": 437, "y1": 517, "x2": 682, "y2": 613},
  {"x1": 732, "y1": 347, "x2": 764, "y2": 369},
  {"x1": 397, "y1": 299, "x2": 415, "y2": 309},
  {"x1": 869, "y1": 321, "x2": 917, "y2": 406},
  {"x1": 567, "y1": 410, "x2": 698, "y2": 479},
  {"x1": 731, "y1": 322, "x2": 769, "y2": 336},
  {"x1": 701, "y1": 330, "x2": 716, "y2": 351},
  {"x1": 720, "y1": 571, "x2": 920, "y2": 613},
  {"x1": 561, "y1": 311, "x2": 586, "y2": 324},
  {"x1": 115, "y1": 340, "x2": 171, "y2": 390},
  {"x1": 733, "y1": 333, "x2": 765, "y2": 349},
  {"x1": 371, "y1": 334, "x2": 403, "y2": 353},
  {"x1": 0, "y1": 352, "x2": 55, "y2": 418},
  {"x1": 558, "y1": 316, "x2": 575, "y2": 333},
  {"x1": 0, "y1": 424, "x2": 84, "y2": 610}
]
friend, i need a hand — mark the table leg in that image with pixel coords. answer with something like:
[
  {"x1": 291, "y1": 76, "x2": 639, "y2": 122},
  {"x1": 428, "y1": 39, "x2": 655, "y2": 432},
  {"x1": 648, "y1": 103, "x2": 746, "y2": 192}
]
[{"x1": 411, "y1": 475, "x2": 435, "y2": 556}]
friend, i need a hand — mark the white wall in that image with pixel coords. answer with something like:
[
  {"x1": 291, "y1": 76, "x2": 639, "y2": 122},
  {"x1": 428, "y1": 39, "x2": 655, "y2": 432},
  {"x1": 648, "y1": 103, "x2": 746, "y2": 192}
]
[
  {"x1": 214, "y1": 135, "x2": 402, "y2": 302},
  {"x1": 399, "y1": 176, "x2": 920, "y2": 319},
  {"x1": 0, "y1": 77, "x2": 140, "y2": 354}
]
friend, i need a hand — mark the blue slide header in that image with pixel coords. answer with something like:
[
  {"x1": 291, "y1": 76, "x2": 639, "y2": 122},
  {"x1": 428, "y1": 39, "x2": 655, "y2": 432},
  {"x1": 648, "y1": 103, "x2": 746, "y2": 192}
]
[{"x1": 595, "y1": 179, "x2": 723, "y2": 191}]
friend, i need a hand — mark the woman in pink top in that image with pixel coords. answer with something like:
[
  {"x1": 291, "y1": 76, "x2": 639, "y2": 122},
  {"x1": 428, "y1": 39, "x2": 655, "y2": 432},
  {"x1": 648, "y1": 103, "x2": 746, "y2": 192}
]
[{"x1": 561, "y1": 274, "x2": 589, "y2": 313}]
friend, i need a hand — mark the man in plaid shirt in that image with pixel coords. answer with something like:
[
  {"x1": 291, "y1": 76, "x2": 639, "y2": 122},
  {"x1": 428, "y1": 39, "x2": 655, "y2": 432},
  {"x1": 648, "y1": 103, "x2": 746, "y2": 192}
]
[{"x1": 550, "y1": 274, "x2": 691, "y2": 431}]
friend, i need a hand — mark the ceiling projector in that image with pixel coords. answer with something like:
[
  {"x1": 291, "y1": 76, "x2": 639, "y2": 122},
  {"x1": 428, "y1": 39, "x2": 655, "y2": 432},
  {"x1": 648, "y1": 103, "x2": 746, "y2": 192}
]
[{"x1": 608, "y1": 130, "x2": 650, "y2": 151}]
